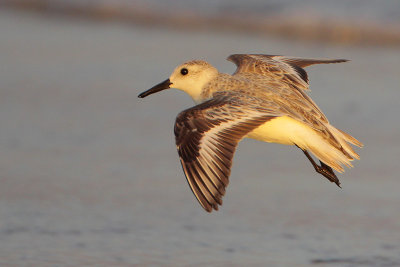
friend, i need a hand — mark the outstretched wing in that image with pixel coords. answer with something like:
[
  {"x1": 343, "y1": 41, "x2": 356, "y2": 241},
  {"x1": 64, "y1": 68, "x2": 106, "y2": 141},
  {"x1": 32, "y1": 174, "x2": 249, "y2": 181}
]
[
  {"x1": 227, "y1": 54, "x2": 351, "y2": 157},
  {"x1": 227, "y1": 54, "x2": 348, "y2": 91},
  {"x1": 174, "y1": 93, "x2": 276, "y2": 212}
]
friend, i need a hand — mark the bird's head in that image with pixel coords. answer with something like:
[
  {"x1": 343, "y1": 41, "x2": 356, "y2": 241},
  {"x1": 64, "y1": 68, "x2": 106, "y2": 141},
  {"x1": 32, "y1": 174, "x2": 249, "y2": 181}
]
[{"x1": 138, "y1": 60, "x2": 218, "y2": 103}]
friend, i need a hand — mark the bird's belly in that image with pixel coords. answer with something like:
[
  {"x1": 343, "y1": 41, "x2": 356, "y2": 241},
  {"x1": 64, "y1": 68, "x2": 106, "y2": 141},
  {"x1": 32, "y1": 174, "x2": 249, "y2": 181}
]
[{"x1": 246, "y1": 116, "x2": 313, "y2": 148}]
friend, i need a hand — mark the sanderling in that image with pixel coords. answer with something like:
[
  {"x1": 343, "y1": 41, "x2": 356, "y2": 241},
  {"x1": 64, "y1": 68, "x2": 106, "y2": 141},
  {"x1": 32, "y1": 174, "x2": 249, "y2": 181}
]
[{"x1": 138, "y1": 54, "x2": 362, "y2": 212}]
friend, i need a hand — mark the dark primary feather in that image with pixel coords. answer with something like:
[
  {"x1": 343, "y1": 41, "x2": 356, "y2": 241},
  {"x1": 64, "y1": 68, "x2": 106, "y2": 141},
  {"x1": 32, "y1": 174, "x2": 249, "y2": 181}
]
[
  {"x1": 278, "y1": 57, "x2": 349, "y2": 68},
  {"x1": 174, "y1": 93, "x2": 275, "y2": 212},
  {"x1": 227, "y1": 54, "x2": 348, "y2": 88}
]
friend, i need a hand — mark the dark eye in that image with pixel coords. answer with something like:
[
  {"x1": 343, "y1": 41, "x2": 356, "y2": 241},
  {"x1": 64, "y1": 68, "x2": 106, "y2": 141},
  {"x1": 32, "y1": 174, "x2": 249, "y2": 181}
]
[{"x1": 180, "y1": 68, "x2": 188, "y2": 75}]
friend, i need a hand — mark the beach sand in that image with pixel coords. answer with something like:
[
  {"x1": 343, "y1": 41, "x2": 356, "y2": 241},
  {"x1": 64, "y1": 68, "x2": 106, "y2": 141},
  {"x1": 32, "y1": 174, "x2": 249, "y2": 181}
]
[{"x1": 0, "y1": 9, "x2": 400, "y2": 266}]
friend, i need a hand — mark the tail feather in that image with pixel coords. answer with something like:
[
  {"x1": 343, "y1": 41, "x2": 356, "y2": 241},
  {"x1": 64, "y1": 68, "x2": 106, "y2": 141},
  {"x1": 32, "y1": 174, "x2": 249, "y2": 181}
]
[
  {"x1": 337, "y1": 128, "x2": 364, "y2": 147},
  {"x1": 326, "y1": 125, "x2": 361, "y2": 160},
  {"x1": 307, "y1": 144, "x2": 352, "y2": 173},
  {"x1": 305, "y1": 125, "x2": 361, "y2": 173}
]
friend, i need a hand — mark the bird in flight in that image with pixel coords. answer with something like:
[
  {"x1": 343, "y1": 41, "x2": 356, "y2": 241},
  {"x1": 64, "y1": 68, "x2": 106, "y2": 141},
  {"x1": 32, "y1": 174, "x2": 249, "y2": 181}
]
[{"x1": 138, "y1": 54, "x2": 362, "y2": 212}]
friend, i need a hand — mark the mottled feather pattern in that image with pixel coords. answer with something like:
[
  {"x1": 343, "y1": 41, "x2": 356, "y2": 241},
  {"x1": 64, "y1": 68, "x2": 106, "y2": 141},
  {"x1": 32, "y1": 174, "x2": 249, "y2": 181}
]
[
  {"x1": 209, "y1": 54, "x2": 349, "y2": 153},
  {"x1": 139, "y1": 53, "x2": 361, "y2": 212},
  {"x1": 228, "y1": 54, "x2": 310, "y2": 90},
  {"x1": 175, "y1": 93, "x2": 275, "y2": 211},
  {"x1": 226, "y1": 54, "x2": 360, "y2": 165}
]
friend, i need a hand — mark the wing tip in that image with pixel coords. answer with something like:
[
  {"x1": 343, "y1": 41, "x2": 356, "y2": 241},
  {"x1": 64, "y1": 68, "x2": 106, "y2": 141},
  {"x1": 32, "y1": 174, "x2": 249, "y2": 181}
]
[
  {"x1": 228, "y1": 54, "x2": 350, "y2": 62},
  {"x1": 226, "y1": 54, "x2": 240, "y2": 64},
  {"x1": 201, "y1": 201, "x2": 220, "y2": 212},
  {"x1": 331, "y1": 58, "x2": 350, "y2": 64}
]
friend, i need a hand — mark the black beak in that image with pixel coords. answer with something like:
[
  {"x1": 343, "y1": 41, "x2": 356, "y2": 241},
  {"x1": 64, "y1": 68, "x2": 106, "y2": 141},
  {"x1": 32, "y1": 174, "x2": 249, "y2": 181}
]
[{"x1": 138, "y1": 79, "x2": 172, "y2": 98}]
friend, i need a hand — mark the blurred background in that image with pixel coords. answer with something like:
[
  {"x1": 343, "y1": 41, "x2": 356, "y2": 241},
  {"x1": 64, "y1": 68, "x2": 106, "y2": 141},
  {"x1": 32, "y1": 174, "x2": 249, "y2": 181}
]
[{"x1": 0, "y1": 1, "x2": 399, "y2": 266}]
